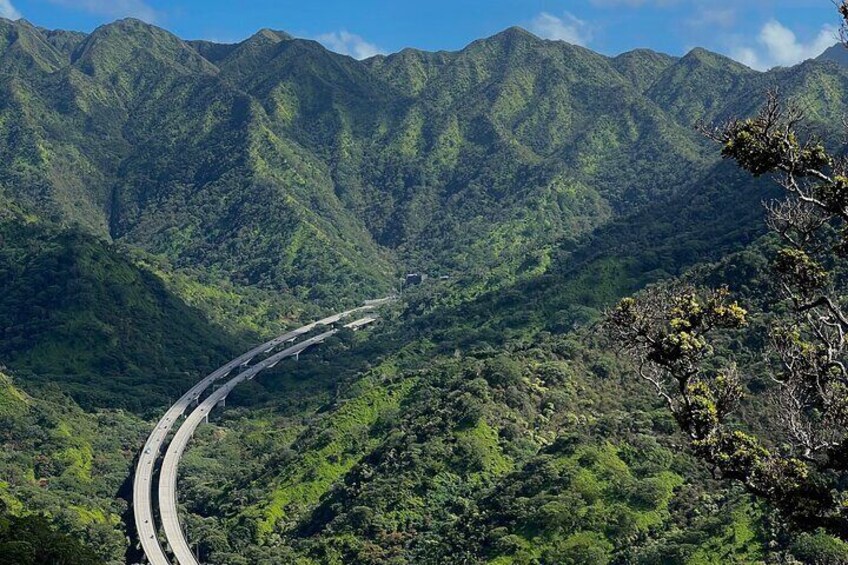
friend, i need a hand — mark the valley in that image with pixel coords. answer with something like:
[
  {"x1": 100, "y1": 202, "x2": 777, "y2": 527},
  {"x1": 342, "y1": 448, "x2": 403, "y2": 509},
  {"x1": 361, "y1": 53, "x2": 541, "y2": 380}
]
[{"x1": 1, "y1": 11, "x2": 848, "y2": 565}]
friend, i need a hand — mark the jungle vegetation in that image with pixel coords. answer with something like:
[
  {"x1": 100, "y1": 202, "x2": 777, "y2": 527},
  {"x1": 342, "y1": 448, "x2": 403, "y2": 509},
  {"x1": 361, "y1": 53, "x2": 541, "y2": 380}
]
[{"x1": 3, "y1": 6, "x2": 848, "y2": 563}]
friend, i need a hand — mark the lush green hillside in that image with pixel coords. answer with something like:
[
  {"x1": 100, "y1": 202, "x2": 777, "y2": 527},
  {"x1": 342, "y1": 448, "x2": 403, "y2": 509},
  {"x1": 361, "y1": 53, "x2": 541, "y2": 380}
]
[
  {"x1": 0, "y1": 18, "x2": 395, "y2": 304},
  {"x1": 3, "y1": 16, "x2": 848, "y2": 565},
  {"x1": 168, "y1": 226, "x2": 848, "y2": 564},
  {"x1": 0, "y1": 217, "x2": 246, "y2": 411},
  {"x1": 3, "y1": 17, "x2": 847, "y2": 307},
  {"x1": 167, "y1": 237, "x2": 782, "y2": 564},
  {"x1": 0, "y1": 369, "x2": 146, "y2": 564}
]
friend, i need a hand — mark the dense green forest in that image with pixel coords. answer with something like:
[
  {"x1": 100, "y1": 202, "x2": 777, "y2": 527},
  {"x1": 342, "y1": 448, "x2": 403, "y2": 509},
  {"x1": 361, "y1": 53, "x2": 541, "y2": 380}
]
[
  {"x1": 7, "y1": 16, "x2": 846, "y2": 302},
  {"x1": 3, "y1": 14, "x2": 848, "y2": 564},
  {"x1": 170, "y1": 237, "x2": 828, "y2": 564}
]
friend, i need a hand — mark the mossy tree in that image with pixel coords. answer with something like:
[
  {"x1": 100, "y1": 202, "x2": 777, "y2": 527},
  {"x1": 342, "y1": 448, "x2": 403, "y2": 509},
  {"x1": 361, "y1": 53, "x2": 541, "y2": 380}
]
[{"x1": 607, "y1": 0, "x2": 848, "y2": 542}]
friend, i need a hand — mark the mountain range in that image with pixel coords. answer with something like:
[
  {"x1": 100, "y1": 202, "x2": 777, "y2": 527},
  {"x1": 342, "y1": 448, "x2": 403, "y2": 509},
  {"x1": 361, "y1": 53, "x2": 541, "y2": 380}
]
[{"x1": 3, "y1": 16, "x2": 848, "y2": 564}]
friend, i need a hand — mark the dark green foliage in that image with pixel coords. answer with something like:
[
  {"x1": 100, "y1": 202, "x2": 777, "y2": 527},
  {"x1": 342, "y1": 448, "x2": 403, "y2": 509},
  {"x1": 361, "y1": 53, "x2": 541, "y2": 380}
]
[
  {"x1": 0, "y1": 219, "x2": 241, "y2": 410},
  {"x1": 0, "y1": 505, "x2": 100, "y2": 565},
  {"x1": 792, "y1": 530, "x2": 848, "y2": 564},
  {"x1": 0, "y1": 369, "x2": 145, "y2": 563}
]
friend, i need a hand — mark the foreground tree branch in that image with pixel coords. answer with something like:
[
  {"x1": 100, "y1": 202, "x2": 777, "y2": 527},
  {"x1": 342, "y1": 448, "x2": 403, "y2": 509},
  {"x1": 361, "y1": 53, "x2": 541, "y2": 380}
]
[{"x1": 606, "y1": 1, "x2": 848, "y2": 541}]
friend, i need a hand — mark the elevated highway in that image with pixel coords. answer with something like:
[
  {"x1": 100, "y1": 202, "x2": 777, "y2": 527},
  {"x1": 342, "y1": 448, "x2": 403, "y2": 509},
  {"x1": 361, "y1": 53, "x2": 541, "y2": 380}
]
[
  {"x1": 133, "y1": 300, "x2": 390, "y2": 564},
  {"x1": 159, "y1": 318, "x2": 375, "y2": 564}
]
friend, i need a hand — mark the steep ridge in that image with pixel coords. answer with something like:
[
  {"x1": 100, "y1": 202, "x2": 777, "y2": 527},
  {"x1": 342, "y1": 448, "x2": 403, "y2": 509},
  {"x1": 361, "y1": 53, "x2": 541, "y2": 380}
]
[
  {"x1": 69, "y1": 18, "x2": 218, "y2": 95},
  {"x1": 3, "y1": 17, "x2": 848, "y2": 563},
  {"x1": 0, "y1": 19, "x2": 395, "y2": 301},
  {"x1": 820, "y1": 43, "x2": 848, "y2": 67},
  {"x1": 5, "y1": 19, "x2": 846, "y2": 304},
  {"x1": 0, "y1": 18, "x2": 67, "y2": 73},
  {"x1": 267, "y1": 28, "x2": 715, "y2": 272},
  {"x1": 610, "y1": 48, "x2": 677, "y2": 92},
  {"x1": 0, "y1": 216, "x2": 241, "y2": 411},
  {"x1": 645, "y1": 46, "x2": 848, "y2": 130},
  {"x1": 645, "y1": 47, "x2": 757, "y2": 124}
]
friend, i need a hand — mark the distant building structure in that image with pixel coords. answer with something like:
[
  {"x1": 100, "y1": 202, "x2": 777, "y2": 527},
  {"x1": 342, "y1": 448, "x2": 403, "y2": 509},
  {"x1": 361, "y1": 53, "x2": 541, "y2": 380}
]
[{"x1": 404, "y1": 273, "x2": 427, "y2": 286}]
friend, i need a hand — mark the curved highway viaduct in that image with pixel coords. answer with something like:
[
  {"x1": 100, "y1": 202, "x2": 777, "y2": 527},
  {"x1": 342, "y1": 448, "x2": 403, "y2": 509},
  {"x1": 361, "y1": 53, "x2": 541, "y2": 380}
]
[
  {"x1": 133, "y1": 301, "x2": 389, "y2": 564},
  {"x1": 159, "y1": 323, "x2": 370, "y2": 564}
]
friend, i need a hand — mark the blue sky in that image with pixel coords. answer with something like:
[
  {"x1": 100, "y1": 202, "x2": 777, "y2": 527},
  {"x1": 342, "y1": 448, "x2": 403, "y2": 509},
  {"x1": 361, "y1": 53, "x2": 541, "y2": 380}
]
[{"x1": 0, "y1": 0, "x2": 841, "y2": 69}]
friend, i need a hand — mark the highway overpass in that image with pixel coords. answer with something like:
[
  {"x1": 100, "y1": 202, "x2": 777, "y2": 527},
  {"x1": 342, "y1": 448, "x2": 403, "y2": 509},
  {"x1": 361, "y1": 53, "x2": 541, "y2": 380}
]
[{"x1": 133, "y1": 302, "x2": 388, "y2": 564}]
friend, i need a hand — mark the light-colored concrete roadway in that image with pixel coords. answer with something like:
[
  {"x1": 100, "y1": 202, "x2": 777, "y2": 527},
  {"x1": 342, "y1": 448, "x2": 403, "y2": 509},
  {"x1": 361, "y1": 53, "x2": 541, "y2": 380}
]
[
  {"x1": 134, "y1": 300, "x2": 391, "y2": 564},
  {"x1": 159, "y1": 317, "x2": 377, "y2": 564}
]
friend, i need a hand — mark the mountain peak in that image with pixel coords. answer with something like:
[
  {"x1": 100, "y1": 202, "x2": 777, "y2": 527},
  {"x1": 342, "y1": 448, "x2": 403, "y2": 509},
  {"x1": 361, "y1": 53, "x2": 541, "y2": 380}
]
[
  {"x1": 612, "y1": 48, "x2": 677, "y2": 91},
  {"x1": 211, "y1": 28, "x2": 303, "y2": 71},
  {"x1": 222, "y1": 28, "x2": 294, "y2": 56},
  {"x1": 463, "y1": 26, "x2": 544, "y2": 54},
  {"x1": 614, "y1": 47, "x2": 673, "y2": 60},
  {"x1": 818, "y1": 43, "x2": 848, "y2": 67},
  {"x1": 486, "y1": 26, "x2": 541, "y2": 44},
  {"x1": 71, "y1": 17, "x2": 216, "y2": 82},
  {"x1": 681, "y1": 47, "x2": 718, "y2": 62},
  {"x1": 0, "y1": 16, "x2": 68, "y2": 72},
  {"x1": 104, "y1": 17, "x2": 156, "y2": 31},
  {"x1": 80, "y1": 18, "x2": 173, "y2": 44},
  {"x1": 253, "y1": 28, "x2": 293, "y2": 42},
  {"x1": 679, "y1": 46, "x2": 754, "y2": 72}
]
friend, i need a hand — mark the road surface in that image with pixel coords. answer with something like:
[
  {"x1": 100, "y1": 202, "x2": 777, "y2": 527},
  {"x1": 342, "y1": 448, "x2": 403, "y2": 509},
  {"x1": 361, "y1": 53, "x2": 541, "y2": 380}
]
[
  {"x1": 159, "y1": 318, "x2": 376, "y2": 564},
  {"x1": 133, "y1": 300, "x2": 390, "y2": 564}
]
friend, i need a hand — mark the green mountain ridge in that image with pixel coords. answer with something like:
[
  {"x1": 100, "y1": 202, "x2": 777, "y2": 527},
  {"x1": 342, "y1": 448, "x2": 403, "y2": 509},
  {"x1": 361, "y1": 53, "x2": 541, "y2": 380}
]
[
  {"x1": 0, "y1": 19, "x2": 766, "y2": 293},
  {"x1": 819, "y1": 42, "x2": 848, "y2": 67},
  {"x1": 3, "y1": 17, "x2": 848, "y2": 564},
  {"x1": 2, "y1": 17, "x2": 844, "y2": 300}
]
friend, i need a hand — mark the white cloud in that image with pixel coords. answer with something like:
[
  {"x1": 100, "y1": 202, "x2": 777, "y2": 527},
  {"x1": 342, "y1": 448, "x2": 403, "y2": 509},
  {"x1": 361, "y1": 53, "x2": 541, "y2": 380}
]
[
  {"x1": 730, "y1": 20, "x2": 837, "y2": 70},
  {"x1": 315, "y1": 31, "x2": 384, "y2": 60},
  {"x1": 0, "y1": 0, "x2": 21, "y2": 20},
  {"x1": 731, "y1": 46, "x2": 760, "y2": 69},
  {"x1": 529, "y1": 12, "x2": 592, "y2": 46},
  {"x1": 46, "y1": 0, "x2": 158, "y2": 23}
]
